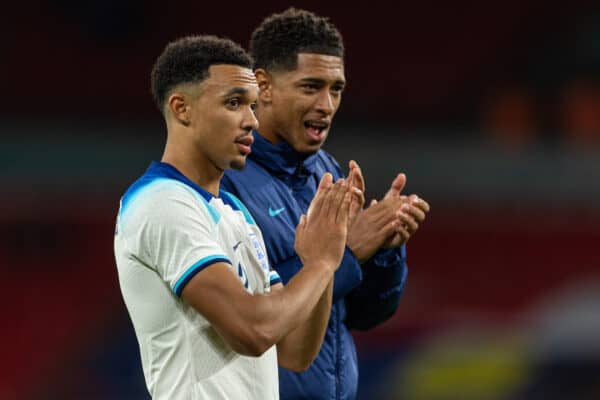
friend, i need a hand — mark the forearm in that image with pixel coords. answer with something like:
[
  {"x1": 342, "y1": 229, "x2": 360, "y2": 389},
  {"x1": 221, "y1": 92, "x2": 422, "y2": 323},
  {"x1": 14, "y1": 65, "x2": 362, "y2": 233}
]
[
  {"x1": 234, "y1": 262, "x2": 334, "y2": 356},
  {"x1": 331, "y1": 247, "x2": 363, "y2": 302},
  {"x1": 182, "y1": 261, "x2": 334, "y2": 358},
  {"x1": 345, "y1": 247, "x2": 408, "y2": 331},
  {"x1": 277, "y1": 279, "x2": 333, "y2": 371}
]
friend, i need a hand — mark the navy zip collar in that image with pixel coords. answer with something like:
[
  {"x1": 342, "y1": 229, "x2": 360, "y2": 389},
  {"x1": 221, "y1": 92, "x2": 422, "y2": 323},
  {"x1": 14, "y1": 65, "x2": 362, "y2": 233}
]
[{"x1": 249, "y1": 130, "x2": 319, "y2": 177}]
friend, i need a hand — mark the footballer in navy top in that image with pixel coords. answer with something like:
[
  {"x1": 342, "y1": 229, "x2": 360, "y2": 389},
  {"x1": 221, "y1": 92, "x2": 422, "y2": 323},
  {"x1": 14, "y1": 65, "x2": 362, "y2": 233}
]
[{"x1": 222, "y1": 131, "x2": 408, "y2": 400}]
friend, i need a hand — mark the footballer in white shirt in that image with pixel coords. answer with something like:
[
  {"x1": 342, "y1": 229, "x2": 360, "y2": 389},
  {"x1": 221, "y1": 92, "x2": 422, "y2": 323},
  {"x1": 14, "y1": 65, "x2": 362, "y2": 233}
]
[{"x1": 114, "y1": 35, "x2": 362, "y2": 399}]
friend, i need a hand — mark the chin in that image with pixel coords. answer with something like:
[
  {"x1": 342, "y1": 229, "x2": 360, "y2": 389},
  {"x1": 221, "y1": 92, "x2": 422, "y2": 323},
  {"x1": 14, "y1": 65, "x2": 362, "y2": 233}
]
[
  {"x1": 296, "y1": 134, "x2": 327, "y2": 154},
  {"x1": 298, "y1": 143, "x2": 322, "y2": 155},
  {"x1": 229, "y1": 158, "x2": 247, "y2": 170},
  {"x1": 289, "y1": 138, "x2": 321, "y2": 154}
]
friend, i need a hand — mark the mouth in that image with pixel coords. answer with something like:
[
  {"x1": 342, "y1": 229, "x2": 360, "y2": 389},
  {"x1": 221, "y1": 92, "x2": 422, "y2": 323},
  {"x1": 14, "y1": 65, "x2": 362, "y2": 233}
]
[
  {"x1": 304, "y1": 120, "x2": 330, "y2": 142},
  {"x1": 234, "y1": 135, "x2": 254, "y2": 155}
]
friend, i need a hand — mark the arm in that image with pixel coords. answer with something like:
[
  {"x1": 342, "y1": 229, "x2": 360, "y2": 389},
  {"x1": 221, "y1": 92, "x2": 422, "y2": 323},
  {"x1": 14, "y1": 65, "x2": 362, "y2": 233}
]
[
  {"x1": 181, "y1": 257, "x2": 334, "y2": 357},
  {"x1": 182, "y1": 175, "x2": 351, "y2": 362},
  {"x1": 274, "y1": 170, "x2": 364, "y2": 370},
  {"x1": 273, "y1": 279, "x2": 333, "y2": 371},
  {"x1": 344, "y1": 246, "x2": 408, "y2": 330}
]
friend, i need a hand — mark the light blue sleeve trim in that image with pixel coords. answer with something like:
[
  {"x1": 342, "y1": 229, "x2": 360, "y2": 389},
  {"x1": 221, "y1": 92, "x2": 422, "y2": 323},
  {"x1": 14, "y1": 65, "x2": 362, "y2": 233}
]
[
  {"x1": 221, "y1": 191, "x2": 255, "y2": 225},
  {"x1": 173, "y1": 254, "x2": 231, "y2": 296},
  {"x1": 195, "y1": 193, "x2": 221, "y2": 225},
  {"x1": 269, "y1": 270, "x2": 282, "y2": 286},
  {"x1": 119, "y1": 177, "x2": 172, "y2": 221}
]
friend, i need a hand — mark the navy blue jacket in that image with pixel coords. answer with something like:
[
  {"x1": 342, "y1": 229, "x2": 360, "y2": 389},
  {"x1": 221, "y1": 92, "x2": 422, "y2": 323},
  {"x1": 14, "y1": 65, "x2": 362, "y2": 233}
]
[{"x1": 222, "y1": 131, "x2": 408, "y2": 400}]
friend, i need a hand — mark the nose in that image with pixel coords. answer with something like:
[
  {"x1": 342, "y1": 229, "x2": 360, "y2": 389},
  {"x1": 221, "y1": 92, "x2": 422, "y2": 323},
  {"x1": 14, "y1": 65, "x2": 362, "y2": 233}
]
[
  {"x1": 314, "y1": 90, "x2": 334, "y2": 115},
  {"x1": 241, "y1": 106, "x2": 259, "y2": 132}
]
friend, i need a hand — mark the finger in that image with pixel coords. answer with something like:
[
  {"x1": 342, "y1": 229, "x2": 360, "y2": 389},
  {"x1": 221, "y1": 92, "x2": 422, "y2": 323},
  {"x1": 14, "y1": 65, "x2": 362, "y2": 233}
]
[
  {"x1": 395, "y1": 225, "x2": 411, "y2": 243},
  {"x1": 372, "y1": 196, "x2": 404, "y2": 225},
  {"x1": 347, "y1": 166, "x2": 355, "y2": 188},
  {"x1": 403, "y1": 203, "x2": 426, "y2": 223},
  {"x1": 333, "y1": 179, "x2": 350, "y2": 217},
  {"x1": 296, "y1": 214, "x2": 307, "y2": 232},
  {"x1": 397, "y1": 212, "x2": 419, "y2": 234},
  {"x1": 336, "y1": 184, "x2": 353, "y2": 225},
  {"x1": 294, "y1": 214, "x2": 307, "y2": 247},
  {"x1": 352, "y1": 187, "x2": 365, "y2": 205},
  {"x1": 322, "y1": 178, "x2": 345, "y2": 218},
  {"x1": 379, "y1": 218, "x2": 400, "y2": 240},
  {"x1": 320, "y1": 172, "x2": 334, "y2": 189},
  {"x1": 347, "y1": 168, "x2": 359, "y2": 200},
  {"x1": 411, "y1": 196, "x2": 430, "y2": 213},
  {"x1": 349, "y1": 186, "x2": 365, "y2": 217},
  {"x1": 349, "y1": 160, "x2": 365, "y2": 193},
  {"x1": 383, "y1": 173, "x2": 406, "y2": 199},
  {"x1": 307, "y1": 173, "x2": 333, "y2": 220}
]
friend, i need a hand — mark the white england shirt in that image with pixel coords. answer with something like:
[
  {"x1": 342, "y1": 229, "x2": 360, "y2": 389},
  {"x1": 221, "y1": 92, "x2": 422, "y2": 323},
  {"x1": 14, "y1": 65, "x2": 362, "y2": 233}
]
[{"x1": 114, "y1": 161, "x2": 282, "y2": 400}]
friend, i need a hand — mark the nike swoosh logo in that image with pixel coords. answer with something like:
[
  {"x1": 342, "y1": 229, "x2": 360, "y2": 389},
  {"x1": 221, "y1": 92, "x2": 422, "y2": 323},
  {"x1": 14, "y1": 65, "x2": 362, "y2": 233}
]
[
  {"x1": 233, "y1": 241, "x2": 242, "y2": 251},
  {"x1": 268, "y1": 207, "x2": 285, "y2": 217}
]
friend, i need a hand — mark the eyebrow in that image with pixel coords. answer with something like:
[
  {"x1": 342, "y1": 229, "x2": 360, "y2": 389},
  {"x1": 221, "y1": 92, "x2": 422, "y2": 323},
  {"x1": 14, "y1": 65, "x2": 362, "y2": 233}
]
[
  {"x1": 222, "y1": 87, "x2": 250, "y2": 98},
  {"x1": 299, "y1": 77, "x2": 346, "y2": 86}
]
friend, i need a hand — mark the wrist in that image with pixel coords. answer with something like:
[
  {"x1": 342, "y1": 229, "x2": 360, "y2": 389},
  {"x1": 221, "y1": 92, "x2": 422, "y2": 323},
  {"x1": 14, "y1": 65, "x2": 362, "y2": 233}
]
[
  {"x1": 347, "y1": 242, "x2": 372, "y2": 264},
  {"x1": 301, "y1": 258, "x2": 337, "y2": 275}
]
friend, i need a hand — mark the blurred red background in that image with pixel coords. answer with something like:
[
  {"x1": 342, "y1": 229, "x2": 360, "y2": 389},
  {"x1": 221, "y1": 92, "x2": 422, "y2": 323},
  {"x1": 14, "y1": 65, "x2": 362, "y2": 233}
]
[{"x1": 3, "y1": 1, "x2": 600, "y2": 399}]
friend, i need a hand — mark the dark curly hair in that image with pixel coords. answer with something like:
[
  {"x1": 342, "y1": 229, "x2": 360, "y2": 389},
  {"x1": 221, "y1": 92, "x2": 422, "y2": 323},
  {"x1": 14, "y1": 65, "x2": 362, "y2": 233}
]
[
  {"x1": 250, "y1": 8, "x2": 344, "y2": 72},
  {"x1": 150, "y1": 35, "x2": 253, "y2": 113}
]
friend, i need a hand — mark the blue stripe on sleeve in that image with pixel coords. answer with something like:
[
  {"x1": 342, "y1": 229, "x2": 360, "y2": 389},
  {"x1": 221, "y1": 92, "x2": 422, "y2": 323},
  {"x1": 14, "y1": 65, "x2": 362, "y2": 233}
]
[
  {"x1": 220, "y1": 191, "x2": 255, "y2": 225},
  {"x1": 269, "y1": 270, "x2": 282, "y2": 286},
  {"x1": 173, "y1": 255, "x2": 231, "y2": 296}
]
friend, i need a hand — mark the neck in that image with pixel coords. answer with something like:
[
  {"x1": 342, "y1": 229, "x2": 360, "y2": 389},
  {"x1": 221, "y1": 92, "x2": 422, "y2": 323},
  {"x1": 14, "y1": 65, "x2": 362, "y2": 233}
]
[
  {"x1": 161, "y1": 132, "x2": 222, "y2": 196},
  {"x1": 254, "y1": 104, "x2": 282, "y2": 145}
]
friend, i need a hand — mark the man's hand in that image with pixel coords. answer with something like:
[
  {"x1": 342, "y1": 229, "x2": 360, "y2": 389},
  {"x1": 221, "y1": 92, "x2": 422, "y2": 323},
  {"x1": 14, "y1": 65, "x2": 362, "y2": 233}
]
[
  {"x1": 346, "y1": 195, "x2": 406, "y2": 262},
  {"x1": 376, "y1": 172, "x2": 430, "y2": 248},
  {"x1": 294, "y1": 173, "x2": 352, "y2": 272},
  {"x1": 378, "y1": 194, "x2": 430, "y2": 249},
  {"x1": 346, "y1": 167, "x2": 430, "y2": 262}
]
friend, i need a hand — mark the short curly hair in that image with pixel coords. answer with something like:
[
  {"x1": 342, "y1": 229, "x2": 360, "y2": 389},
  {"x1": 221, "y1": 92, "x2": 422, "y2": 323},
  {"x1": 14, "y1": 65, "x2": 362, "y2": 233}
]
[
  {"x1": 250, "y1": 8, "x2": 344, "y2": 72},
  {"x1": 150, "y1": 35, "x2": 253, "y2": 113}
]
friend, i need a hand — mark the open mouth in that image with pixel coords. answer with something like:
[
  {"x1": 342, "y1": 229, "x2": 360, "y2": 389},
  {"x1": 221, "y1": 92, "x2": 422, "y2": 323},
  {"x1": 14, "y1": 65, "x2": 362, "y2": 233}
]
[{"x1": 304, "y1": 120, "x2": 329, "y2": 142}]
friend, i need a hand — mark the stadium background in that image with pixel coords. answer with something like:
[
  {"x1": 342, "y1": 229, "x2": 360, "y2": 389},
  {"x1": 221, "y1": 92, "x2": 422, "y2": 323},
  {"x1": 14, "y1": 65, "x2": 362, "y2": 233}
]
[{"x1": 3, "y1": 1, "x2": 600, "y2": 399}]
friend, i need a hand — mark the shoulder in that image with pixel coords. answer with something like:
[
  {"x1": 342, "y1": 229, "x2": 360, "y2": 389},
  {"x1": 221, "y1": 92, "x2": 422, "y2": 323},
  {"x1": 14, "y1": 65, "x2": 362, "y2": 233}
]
[{"x1": 119, "y1": 177, "x2": 215, "y2": 229}]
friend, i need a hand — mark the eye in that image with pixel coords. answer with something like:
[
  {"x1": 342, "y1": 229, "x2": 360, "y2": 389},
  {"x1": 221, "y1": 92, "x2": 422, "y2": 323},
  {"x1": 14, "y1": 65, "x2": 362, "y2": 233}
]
[
  {"x1": 301, "y1": 83, "x2": 319, "y2": 91},
  {"x1": 226, "y1": 98, "x2": 241, "y2": 108},
  {"x1": 250, "y1": 102, "x2": 258, "y2": 112},
  {"x1": 331, "y1": 85, "x2": 345, "y2": 94}
]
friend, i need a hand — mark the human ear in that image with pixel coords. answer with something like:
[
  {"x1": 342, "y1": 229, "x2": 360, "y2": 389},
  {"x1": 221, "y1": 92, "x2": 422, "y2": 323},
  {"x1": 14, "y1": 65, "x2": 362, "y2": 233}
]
[
  {"x1": 167, "y1": 93, "x2": 191, "y2": 126},
  {"x1": 255, "y1": 69, "x2": 272, "y2": 104}
]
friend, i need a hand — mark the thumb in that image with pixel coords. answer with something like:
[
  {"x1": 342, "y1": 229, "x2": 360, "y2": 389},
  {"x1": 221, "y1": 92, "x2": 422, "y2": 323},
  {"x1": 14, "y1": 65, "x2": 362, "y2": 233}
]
[{"x1": 384, "y1": 173, "x2": 406, "y2": 199}]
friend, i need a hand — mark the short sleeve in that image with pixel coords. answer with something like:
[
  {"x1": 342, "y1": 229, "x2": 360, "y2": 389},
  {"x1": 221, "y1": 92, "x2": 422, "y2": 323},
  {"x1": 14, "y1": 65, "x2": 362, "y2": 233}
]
[{"x1": 120, "y1": 180, "x2": 232, "y2": 296}]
